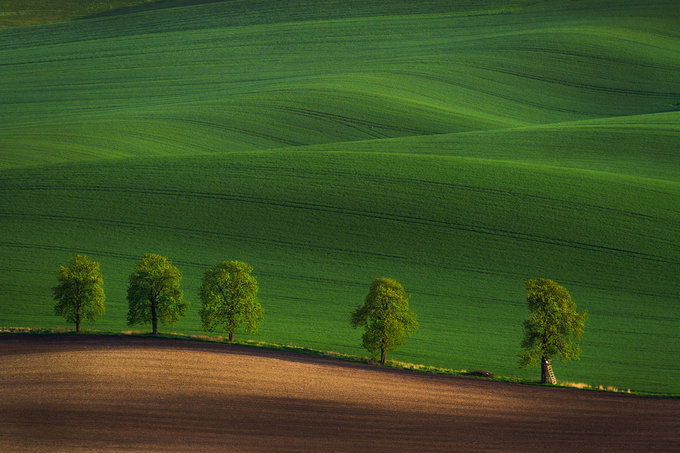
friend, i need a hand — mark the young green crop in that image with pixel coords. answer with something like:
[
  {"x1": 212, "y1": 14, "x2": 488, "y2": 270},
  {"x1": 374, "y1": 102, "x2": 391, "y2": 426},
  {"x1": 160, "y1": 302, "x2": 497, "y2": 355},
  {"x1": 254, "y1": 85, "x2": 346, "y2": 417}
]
[
  {"x1": 0, "y1": 0, "x2": 678, "y2": 394},
  {"x1": 1, "y1": 150, "x2": 677, "y2": 393}
]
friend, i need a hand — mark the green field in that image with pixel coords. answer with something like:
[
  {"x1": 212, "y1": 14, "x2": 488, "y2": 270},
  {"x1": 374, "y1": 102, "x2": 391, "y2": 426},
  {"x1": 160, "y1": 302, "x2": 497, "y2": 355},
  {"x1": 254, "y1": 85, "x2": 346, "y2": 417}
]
[{"x1": 1, "y1": 0, "x2": 679, "y2": 394}]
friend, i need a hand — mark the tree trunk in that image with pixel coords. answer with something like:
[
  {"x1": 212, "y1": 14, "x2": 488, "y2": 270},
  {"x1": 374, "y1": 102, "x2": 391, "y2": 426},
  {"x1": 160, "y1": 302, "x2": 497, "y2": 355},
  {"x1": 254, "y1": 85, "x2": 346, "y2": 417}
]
[
  {"x1": 228, "y1": 320, "x2": 235, "y2": 342},
  {"x1": 75, "y1": 293, "x2": 82, "y2": 333},
  {"x1": 541, "y1": 357, "x2": 548, "y2": 383},
  {"x1": 151, "y1": 298, "x2": 158, "y2": 335},
  {"x1": 380, "y1": 349, "x2": 387, "y2": 365}
]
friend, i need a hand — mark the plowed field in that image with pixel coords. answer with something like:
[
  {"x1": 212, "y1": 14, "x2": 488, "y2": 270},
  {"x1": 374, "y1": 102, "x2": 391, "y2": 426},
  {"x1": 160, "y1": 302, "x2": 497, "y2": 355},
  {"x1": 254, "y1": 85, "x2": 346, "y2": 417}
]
[{"x1": 1, "y1": 335, "x2": 678, "y2": 452}]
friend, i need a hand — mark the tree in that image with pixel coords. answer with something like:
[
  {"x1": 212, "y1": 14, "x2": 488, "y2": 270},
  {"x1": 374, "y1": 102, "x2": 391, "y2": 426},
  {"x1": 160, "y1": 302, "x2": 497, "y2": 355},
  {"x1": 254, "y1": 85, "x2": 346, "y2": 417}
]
[
  {"x1": 351, "y1": 277, "x2": 418, "y2": 364},
  {"x1": 199, "y1": 260, "x2": 263, "y2": 342},
  {"x1": 126, "y1": 253, "x2": 187, "y2": 335},
  {"x1": 53, "y1": 255, "x2": 105, "y2": 333},
  {"x1": 519, "y1": 278, "x2": 588, "y2": 383}
]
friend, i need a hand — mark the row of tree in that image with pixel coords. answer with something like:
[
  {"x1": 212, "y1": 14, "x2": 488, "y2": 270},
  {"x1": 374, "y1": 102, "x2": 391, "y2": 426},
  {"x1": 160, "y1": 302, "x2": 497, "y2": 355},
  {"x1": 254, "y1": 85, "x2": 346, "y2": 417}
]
[
  {"x1": 53, "y1": 254, "x2": 263, "y2": 341},
  {"x1": 53, "y1": 254, "x2": 587, "y2": 383}
]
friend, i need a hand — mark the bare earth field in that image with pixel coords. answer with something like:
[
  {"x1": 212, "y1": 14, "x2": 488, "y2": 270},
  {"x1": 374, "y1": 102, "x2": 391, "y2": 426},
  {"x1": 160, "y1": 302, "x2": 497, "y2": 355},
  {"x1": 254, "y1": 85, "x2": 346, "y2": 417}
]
[{"x1": 0, "y1": 335, "x2": 678, "y2": 452}]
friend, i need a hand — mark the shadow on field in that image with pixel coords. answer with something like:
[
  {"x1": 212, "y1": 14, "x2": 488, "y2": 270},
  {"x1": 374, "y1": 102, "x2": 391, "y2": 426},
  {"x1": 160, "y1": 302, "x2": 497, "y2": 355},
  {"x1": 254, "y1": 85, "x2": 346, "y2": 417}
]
[{"x1": 1, "y1": 334, "x2": 679, "y2": 452}]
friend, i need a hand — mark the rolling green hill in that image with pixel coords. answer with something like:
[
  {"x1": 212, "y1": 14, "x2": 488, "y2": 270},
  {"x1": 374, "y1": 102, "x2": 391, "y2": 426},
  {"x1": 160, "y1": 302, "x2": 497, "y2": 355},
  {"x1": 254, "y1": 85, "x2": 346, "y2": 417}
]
[{"x1": 1, "y1": 0, "x2": 679, "y2": 393}]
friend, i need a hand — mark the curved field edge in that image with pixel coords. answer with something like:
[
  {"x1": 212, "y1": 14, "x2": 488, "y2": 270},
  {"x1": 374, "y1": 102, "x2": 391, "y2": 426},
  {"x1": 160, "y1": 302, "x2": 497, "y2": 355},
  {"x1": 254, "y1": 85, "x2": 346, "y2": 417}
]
[
  {"x1": 1, "y1": 330, "x2": 677, "y2": 398},
  {"x1": 1, "y1": 151, "x2": 678, "y2": 394},
  {"x1": 3, "y1": 333, "x2": 679, "y2": 452}
]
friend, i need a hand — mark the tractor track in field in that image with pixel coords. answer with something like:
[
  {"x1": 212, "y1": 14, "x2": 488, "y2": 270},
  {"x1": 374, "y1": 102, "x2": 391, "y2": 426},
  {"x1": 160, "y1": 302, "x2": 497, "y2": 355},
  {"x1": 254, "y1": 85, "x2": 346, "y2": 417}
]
[
  {"x1": 1, "y1": 335, "x2": 679, "y2": 452},
  {"x1": 3, "y1": 181, "x2": 677, "y2": 265},
  {"x1": 1, "y1": 238, "x2": 676, "y2": 300}
]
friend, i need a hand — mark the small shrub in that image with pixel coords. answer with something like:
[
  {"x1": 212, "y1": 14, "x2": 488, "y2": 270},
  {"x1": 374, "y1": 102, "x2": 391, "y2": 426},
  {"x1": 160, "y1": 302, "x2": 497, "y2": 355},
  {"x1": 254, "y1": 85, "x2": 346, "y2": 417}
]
[{"x1": 465, "y1": 370, "x2": 496, "y2": 378}]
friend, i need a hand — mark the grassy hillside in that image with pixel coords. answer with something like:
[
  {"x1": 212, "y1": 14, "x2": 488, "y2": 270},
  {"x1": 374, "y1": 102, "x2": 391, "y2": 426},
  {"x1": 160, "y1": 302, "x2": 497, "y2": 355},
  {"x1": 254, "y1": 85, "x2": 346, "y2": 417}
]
[
  {"x1": 2, "y1": 0, "x2": 679, "y2": 169},
  {"x1": 0, "y1": 0, "x2": 160, "y2": 28},
  {"x1": 0, "y1": 0, "x2": 679, "y2": 393}
]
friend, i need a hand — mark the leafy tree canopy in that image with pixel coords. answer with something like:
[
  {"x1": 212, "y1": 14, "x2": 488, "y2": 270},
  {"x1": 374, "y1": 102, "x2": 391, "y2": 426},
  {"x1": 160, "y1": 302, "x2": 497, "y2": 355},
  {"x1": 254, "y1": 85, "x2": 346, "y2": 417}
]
[
  {"x1": 519, "y1": 278, "x2": 588, "y2": 369},
  {"x1": 351, "y1": 277, "x2": 418, "y2": 364},
  {"x1": 53, "y1": 254, "x2": 105, "y2": 332},
  {"x1": 126, "y1": 253, "x2": 186, "y2": 335},
  {"x1": 199, "y1": 260, "x2": 263, "y2": 342}
]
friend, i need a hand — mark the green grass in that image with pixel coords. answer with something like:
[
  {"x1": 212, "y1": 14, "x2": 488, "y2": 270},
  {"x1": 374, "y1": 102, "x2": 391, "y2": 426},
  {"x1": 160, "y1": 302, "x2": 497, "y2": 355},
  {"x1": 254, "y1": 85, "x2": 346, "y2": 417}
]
[
  {"x1": 0, "y1": 0, "x2": 161, "y2": 28},
  {"x1": 1, "y1": 150, "x2": 678, "y2": 393},
  {"x1": 0, "y1": 0, "x2": 679, "y2": 394}
]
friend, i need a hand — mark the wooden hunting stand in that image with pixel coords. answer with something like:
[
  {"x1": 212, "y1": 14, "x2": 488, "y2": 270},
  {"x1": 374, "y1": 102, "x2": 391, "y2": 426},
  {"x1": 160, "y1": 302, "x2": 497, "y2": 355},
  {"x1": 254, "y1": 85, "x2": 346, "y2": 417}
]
[{"x1": 541, "y1": 357, "x2": 557, "y2": 384}]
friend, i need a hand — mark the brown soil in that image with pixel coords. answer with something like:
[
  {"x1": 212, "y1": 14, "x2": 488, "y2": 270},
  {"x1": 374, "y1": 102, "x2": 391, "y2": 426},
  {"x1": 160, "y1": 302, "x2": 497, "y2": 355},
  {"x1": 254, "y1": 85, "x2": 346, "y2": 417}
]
[{"x1": 1, "y1": 335, "x2": 678, "y2": 452}]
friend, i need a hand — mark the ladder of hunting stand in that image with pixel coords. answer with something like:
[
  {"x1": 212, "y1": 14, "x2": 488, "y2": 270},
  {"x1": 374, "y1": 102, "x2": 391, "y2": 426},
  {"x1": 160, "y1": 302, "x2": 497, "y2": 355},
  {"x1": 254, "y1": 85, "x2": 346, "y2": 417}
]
[{"x1": 546, "y1": 360, "x2": 557, "y2": 385}]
